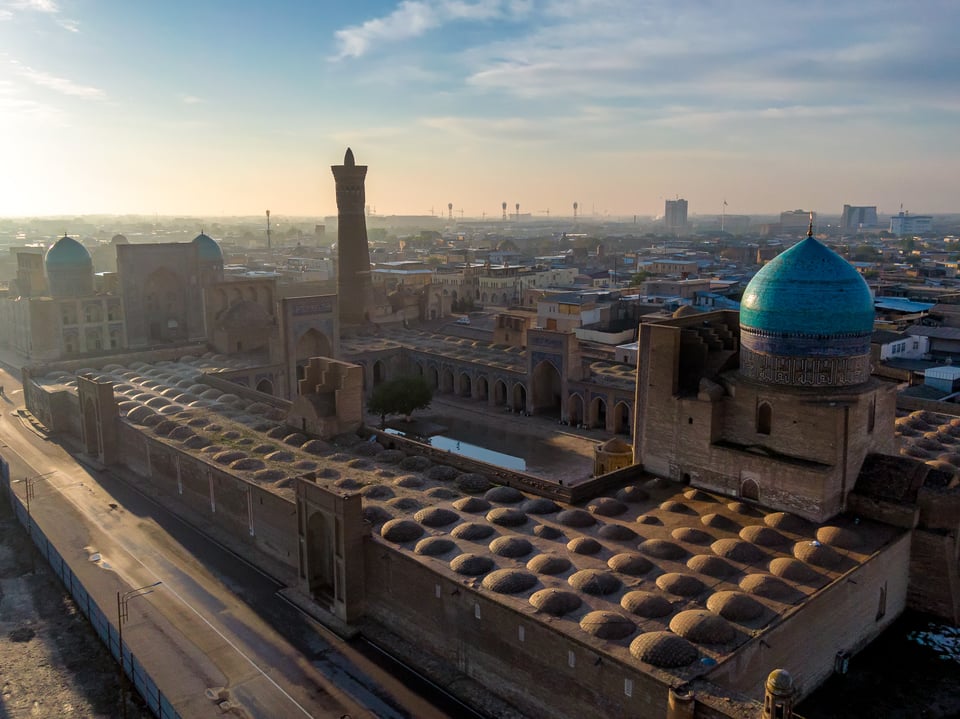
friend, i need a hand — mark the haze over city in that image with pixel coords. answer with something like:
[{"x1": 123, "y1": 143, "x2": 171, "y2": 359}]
[{"x1": 2, "y1": 0, "x2": 958, "y2": 218}]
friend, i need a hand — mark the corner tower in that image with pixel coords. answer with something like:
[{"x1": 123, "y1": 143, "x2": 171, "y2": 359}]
[{"x1": 332, "y1": 148, "x2": 374, "y2": 327}]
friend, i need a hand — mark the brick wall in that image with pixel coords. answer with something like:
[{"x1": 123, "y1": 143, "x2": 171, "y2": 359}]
[
  {"x1": 363, "y1": 541, "x2": 678, "y2": 719},
  {"x1": 706, "y1": 532, "x2": 911, "y2": 701}
]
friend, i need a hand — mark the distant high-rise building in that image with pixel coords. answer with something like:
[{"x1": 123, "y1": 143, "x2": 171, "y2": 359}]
[
  {"x1": 779, "y1": 209, "x2": 815, "y2": 233},
  {"x1": 840, "y1": 204, "x2": 878, "y2": 230},
  {"x1": 664, "y1": 199, "x2": 688, "y2": 233},
  {"x1": 889, "y1": 211, "x2": 932, "y2": 237}
]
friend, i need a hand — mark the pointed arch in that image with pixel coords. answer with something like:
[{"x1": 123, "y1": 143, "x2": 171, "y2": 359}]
[
  {"x1": 441, "y1": 368, "x2": 454, "y2": 394},
  {"x1": 295, "y1": 328, "x2": 332, "y2": 362},
  {"x1": 614, "y1": 401, "x2": 631, "y2": 435},
  {"x1": 476, "y1": 375, "x2": 489, "y2": 402},
  {"x1": 589, "y1": 397, "x2": 607, "y2": 429},
  {"x1": 493, "y1": 379, "x2": 508, "y2": 406},
  {"x1": 512, "y1": 383, "x2": 527, "y2": 412},
  {"x1": 757, "y1": 402, "x2": 772, "y2": 435},
  {"x1": 143, "y1": 267, "x2": 186, "y2": 342},
  {"x1": 568, "y1": 394, "x2": 584, "y2": 426},
  {"x1": 531, "y1": 359, "x2": 562, "y2": 416}
]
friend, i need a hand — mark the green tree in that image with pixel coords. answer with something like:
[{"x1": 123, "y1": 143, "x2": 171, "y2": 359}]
[
  {"x1": 630, "y1": 271, "x2": 650, "y2": 285},
  {"x1": 367, "y1": 376, "x2": 433, "y2": 428},
  {"x1": 851, "y1": 244, "x2": 878, "y2": 261}
]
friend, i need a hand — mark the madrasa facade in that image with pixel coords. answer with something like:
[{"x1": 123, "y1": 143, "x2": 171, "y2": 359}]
[{"x1": 15, "y1": 155, "x2": 960, "y2": 719}]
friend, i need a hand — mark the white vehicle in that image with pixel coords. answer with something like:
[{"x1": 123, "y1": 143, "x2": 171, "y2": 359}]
[{"x1": 455, "y1": 316, "x2": 471, "y2": 325}]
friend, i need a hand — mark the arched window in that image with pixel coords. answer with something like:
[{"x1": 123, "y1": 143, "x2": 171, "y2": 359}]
[
  {"x1": 740, "y1": 478, "x2": 760, "y2": 501},
  {"x1": 757, "y1": 402, "x2": 772, "y2": 435}
]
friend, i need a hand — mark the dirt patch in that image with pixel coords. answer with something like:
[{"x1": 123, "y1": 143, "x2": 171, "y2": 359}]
[
  {"x1": 0, "y1": 494, "x2": 148, "y2": 718},
  {"x1": 7, "y1": 626, "x2": 35, "y2": 642}
]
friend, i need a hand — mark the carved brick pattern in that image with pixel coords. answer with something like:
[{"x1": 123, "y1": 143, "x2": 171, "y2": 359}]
[{"x1": 740, "y1": 347, "x2": 870, "y2": 387}]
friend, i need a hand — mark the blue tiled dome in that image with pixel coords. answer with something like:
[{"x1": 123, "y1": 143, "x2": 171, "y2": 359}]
[
  {"x1": 44, "y1": 235, "x2": 92, "y2": 269},
  {"x1": 739, "y1": 235, "x2": 875, "y2": 386},
  {"x1": 740, "y1": 237, "x2": 874, "y2": 339},
  {"x1": 192, "y1": 232, "x2": 222, "y2": 262}
]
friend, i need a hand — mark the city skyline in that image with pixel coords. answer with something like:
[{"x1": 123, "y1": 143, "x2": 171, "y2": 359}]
[{"x1": 1, "y1": 0, "x2": 958, "y2": 218}]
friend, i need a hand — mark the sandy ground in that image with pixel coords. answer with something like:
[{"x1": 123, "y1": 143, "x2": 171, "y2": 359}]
[{"x1": 0, "y1": 492, "x2": 147, "y2": 719}]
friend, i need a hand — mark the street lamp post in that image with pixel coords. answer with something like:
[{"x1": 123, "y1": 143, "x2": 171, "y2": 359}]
[
  {"x1": 17, "y1": 471, "x2": 56, "y2": 572},
  {"x1": 117, "y1": 582, "x2": 161, "y2": 719},
  {"x1": 21, "y1": 470, "x2": 57, "y2": 520}
]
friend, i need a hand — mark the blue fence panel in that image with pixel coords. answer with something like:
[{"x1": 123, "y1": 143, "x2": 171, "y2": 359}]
[
  {"x1": 5, "y1": 485, "x2": 183, "y2": 719},
  {"x1": 131, "y1": 656, "x2": 149, "y2": 707},
  {"x1": 159, "y1": 694, "x2": 178, "y2": 719},
  {"x1": 48, "y1": 545, "x2": 65, "y2": 582},
  {"x1": 139, "y1": 669, "x2": 160, "y2": 714},
  {"x1": 73, "y1": 582, "x2": 90, "y2": 619}
]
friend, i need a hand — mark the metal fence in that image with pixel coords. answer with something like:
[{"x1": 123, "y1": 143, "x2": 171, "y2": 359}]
[{"x1": 3, "y1": 462, "x2": 182, "y2": 719}]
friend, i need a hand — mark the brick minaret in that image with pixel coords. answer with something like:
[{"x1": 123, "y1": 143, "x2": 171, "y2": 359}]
[{"x1": 332, "y1": 147, "x2": 374, "y2": 327}]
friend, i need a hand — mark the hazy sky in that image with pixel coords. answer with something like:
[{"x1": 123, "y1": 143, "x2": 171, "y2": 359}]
[{"x1": 1, "y1": 0, "x2": 958, "y2": 219}]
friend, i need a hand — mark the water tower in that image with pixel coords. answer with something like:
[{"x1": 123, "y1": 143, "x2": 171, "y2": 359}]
[
  {"x1": 448, "y1": 202, "x2": 453, "y2": 221},
  {"x1": 573, "y1": 201, "x2": 578, "y2": 220},
  {"x1": 502, "y1": 201, "x2": 507, "y2": 221},
  {"x1": 515, "y1": 203, "x2": 520, "y2": 221}
]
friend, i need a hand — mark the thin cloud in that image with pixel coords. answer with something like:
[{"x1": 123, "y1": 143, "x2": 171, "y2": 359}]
[
  {"x1": 0, "y1": 79, "x2": 67, "y2": 125},
  {"x1": 332, "y1": 0, "x2": 529, "y2": 60},
  {"x1": 11, "y1": 0, "x2": 59, "y2": 11},
  {"x1": 449, "y1": 0, "x2": 960, "y2": 125},
  {"x1": 8, "y1": 59, "x2": 104, "y2": 98},
  {"x1": 7, "y1": 0, "x2": 80, "y2": 31},
  {"x1": 179, "y1": 94, "x2": 204, "y2": 104}
]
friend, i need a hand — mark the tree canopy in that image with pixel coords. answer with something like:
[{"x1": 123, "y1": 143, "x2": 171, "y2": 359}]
[{"x1": 367, "y1": 375, "x2": 433, "y2": 427}]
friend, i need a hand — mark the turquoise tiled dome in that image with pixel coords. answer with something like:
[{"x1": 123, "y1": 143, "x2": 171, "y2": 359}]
[
  {"x1": 44, "y1": 235, "x2": 92, "y2": 269},
  {"x1": 740, "y1": 237, "x2": 874, "y2": 339},
  {"x1": 192, "y1": 232, "x2": 222, "y2": 262},
  {"x1": 739, "y1": 235, "x2": 875, "y2": 386}
]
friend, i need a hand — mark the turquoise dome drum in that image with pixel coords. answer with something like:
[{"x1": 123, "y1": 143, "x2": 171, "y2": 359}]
[{"x1": 739, "y1": 233, "x2": 874, "y2": 387}]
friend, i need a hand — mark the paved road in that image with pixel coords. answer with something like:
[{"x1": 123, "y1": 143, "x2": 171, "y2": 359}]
[{"x1": 0, "y1": 364, "x2": 464, "y2": 719}]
